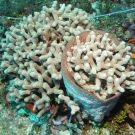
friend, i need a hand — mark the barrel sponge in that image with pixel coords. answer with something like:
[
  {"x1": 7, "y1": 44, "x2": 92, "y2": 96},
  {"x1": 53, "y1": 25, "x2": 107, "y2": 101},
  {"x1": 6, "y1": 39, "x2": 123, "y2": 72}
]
[{"x1": 0, "y1": 1, "x2": 93, "y2": 117}]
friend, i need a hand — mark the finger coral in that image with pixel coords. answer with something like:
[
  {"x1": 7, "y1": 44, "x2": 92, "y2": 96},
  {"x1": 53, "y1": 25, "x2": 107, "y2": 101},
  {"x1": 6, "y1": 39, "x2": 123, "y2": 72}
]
[
  {"x1": 0, "y1": 1, "x2": 93, "y2": 117},
  {"x1": 66, "y1": 31, "x2": 134, "y2": 100}
]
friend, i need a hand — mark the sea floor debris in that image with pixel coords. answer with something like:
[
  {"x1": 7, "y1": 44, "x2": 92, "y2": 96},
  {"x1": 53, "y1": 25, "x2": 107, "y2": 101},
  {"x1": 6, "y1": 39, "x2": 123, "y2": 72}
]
[{"x1": 0, "y1": 100, "x2": 135, "y2": 135}]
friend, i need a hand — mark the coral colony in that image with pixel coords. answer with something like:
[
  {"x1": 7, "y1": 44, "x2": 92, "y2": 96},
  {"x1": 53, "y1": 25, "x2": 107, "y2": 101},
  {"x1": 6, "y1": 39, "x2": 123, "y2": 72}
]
[
  {"x1": 0, "y1": 0, "x2": 135, "y2": 127},
  {"x1": 67, "y1": 31, "x2": 132, "y2": 96},
  {"x1": 1, "y1": 1, "x2": 92, "y2": 118}
]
